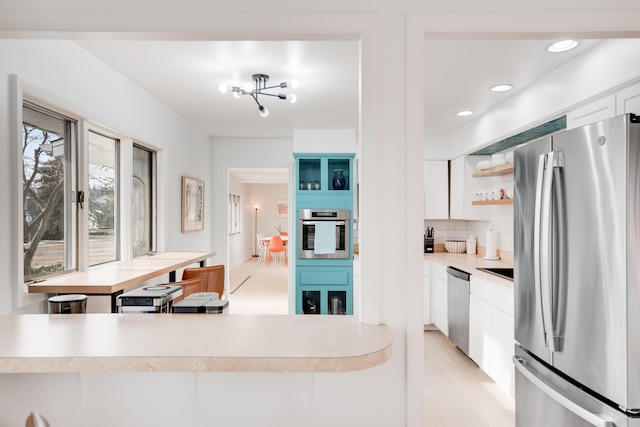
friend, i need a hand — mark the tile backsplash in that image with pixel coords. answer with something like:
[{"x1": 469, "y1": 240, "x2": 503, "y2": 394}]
[{"x1": 424, "y1": 204, "x2": 514, "y2": 253}]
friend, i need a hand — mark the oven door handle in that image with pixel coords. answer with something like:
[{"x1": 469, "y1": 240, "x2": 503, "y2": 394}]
[{"x1": 302, "y1": 221, "x2": 346, "y2": 226}]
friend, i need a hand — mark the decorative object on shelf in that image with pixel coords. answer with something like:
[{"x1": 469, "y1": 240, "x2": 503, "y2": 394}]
[
  {"x1": 332, "y1": 169, "x2": 346, "y2": 190},
  {"x1": 218, "y1": 73, "x2": 298, "y2": 117},
  {"x1": 276, "y1": 199, "x2": 288, "y2": 217},
  {"x1": 181, "y1": 176, "x2": 204, "y2": 233},
  {"x1": 444, "y1": 240, "x2": 467, "y2": 253}
]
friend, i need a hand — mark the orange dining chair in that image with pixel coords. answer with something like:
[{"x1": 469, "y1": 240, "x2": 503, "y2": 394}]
[
  {"x1": 172, "y1": 277, "x2": 203, "y2": 304},
  {"x1": 266, "y1": 235, "x2": 287, "y2": 267},
  {"x1": 182, "y1": 265, "x2": 225, "y2": 299},
  {"x1": 280, "y1": 231, "x2": 288, "y2": 236}
]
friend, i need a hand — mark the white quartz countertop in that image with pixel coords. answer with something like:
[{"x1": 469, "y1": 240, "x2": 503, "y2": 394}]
[
  {"x1": 0, "y1": 314, "x2": 393, "y2": 373},
  {"x1": 425, "y1": 252, "x2": 514, "y2": 289}
]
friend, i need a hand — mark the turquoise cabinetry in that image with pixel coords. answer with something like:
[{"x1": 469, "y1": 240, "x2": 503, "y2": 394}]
[
  {"x1": 294, "y1": 153, "x2": 355, "y2": 315},
  {"x1": 297, "y1": 267, "x2": 352, "y2": 315},
  {"x1": 295, "y1": 153, "x2": 354, "y2": 209}
]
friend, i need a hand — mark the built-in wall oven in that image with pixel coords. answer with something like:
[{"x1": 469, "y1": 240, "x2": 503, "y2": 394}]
[{"x1": 298, "y1": 209, "x2": 350, "y2": 259}]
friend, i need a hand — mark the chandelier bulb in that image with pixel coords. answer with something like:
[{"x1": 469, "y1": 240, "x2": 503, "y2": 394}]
[
  {"x1": 243, "y1": 81, "x2": 254, "y2": 92},
  {"x1": 258, "y1": 105, "x2": 269, "y2": 117},
  {"x1": 289, "y1": 79, "x2": 300, "y2": 89},
  {"x1": 218, "y1": 83, "x2": 228, "y2": 94},
  {"x1": 287, "y1": 94, "x2": 297, "y2": 104}
]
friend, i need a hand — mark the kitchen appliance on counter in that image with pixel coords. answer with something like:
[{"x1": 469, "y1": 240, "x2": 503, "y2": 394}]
[
  {"x1": 424, "y1": 227, "x2": 434, "y2": 253},
  {"x1": 446, "y1": 266, "x2": 471, "y2": 356},
  {"x1": 298, "y1": 209, "x2": 350, "y2": 259},
  {"x1": 172, "y1": 292, "x2": 228, "y2": 314},
  {"x1": 514, "y1": 114, "x2": 640, "y2": 426},
  {"x1": 116, "y1": 284, "x2": 183, "y2": 313}
]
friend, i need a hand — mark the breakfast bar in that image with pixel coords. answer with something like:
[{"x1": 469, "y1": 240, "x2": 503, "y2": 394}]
[
  {"x1": 27, "y1": 251, "x2": 215, "y2": 312},
  {"x1": 0, "y1": 314, "x2": 393, "y2": 373}
]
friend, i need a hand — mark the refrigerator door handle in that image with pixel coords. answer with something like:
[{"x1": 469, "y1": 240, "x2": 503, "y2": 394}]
[
  {"x1": 514, "y1": 356, "x2": 615, "y2": 427},
  {"x1": 534, "y1": 152, "x2": 554, "y2": 352}
]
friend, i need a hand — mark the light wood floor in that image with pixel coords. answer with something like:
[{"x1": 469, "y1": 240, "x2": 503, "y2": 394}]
[{"x1": 230, "y1": 258, "x2": 515, "y2": 426}]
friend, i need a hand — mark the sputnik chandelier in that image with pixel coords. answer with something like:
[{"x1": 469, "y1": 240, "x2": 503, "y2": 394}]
[{"x1": 218, "y1": 74, "x2": 299, "y2": 117}]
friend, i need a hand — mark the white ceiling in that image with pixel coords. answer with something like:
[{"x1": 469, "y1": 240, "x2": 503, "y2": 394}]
[{"x1": 77, "y1": 37, "x2": 601, "y2": 182}]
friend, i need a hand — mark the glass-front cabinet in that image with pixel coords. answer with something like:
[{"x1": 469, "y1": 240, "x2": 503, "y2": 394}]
[{"x1": 294, "y1": 153, "x2": 355, "y2": 315}]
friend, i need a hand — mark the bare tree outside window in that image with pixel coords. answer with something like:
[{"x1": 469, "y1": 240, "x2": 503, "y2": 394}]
[{"x1": 22, "y1": 104, "x2": 76, "y2": 281}]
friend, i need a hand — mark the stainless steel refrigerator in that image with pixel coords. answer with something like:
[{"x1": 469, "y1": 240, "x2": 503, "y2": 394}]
[{"x1": 514, "y1": 113, "x2": 640, "y2": 426}]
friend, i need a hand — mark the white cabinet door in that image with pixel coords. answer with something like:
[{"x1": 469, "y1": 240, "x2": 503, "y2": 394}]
[
  {"x1": 469, "y1": 293, "x2": 489, "y2": 368},
  {"x1": 492, "y1": 307, "x2": 515, "y2": 397},
  {"x1": 430, "y1": 262, "x2": 448, "y2": 336},
  {"x1": 449, "y1": 157, "x2": 464, "y2": 219},
  {"x1": 469, "y1": 275, "x2": 515, "y2": 398},
  {"x1": 617, "y1": 81, "x2": 640, "y2": 115},
  {"x1": 423, "y1": 260, "x2": 431, "y2": 325},
  {"x1": 566, "y1": 94, "x2": 616, "y2": 130},
  {"x1": 449, "y1": 156, "x2": 488, "y2": 220},
  {"x1": 424, "y1": 161, "x2": 448, "y2": 219}
]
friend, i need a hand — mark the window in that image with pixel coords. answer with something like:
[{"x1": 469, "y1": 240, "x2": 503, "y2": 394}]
[
  {"x1": 88, "y1": 130, "x2": 119, "y2": 266},
  {"x1": 132, "y1": 144, "x2": 156, "y2": 257},
  {"x1": 229, "y1": 193, "x2": 241, "y2": 235},
  {"x1": 22, "y1": 103, "x2": 77, "y2": 281},
  {"x1": 22, "y1": 100, "x2": 158, "y2": 282}
]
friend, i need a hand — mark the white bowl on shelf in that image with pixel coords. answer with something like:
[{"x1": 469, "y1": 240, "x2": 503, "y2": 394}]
[{"x1": 444, "y1": 240, "x2": 467, "y2": 253}]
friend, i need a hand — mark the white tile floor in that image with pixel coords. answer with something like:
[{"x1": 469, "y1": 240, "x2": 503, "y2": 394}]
[{"x1": 230, "y1": 258, "x2": 515, "y2": 426}]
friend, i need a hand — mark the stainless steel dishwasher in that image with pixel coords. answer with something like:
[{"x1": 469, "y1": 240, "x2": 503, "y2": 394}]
[{"x1": 446, "y1": 266, "x2": 471, "y2": 356}]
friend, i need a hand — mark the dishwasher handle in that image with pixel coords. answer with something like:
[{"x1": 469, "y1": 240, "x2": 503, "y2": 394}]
[{"x1": 446, "y1": 266, "x2": 470, "y2": 281}]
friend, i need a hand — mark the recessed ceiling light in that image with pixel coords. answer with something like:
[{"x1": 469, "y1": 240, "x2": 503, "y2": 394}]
[
  {"x1": 490, "y1": 84, "x2": 513, "y2": 92},
  {"x1": 456, "y1": 110, "x2": 474, "y2": 117},
  {"x1": 547, "y1": 40, "x2": 578, "y2": 53}
]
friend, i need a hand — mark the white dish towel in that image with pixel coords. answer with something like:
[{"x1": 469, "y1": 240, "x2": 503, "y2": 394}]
[{"x1": 314, "y1": 221, "x2": 336, "y2": 254}]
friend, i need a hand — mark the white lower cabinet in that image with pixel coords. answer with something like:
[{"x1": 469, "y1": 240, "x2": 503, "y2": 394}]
[
  {"x1": 430, "y1": 262, "x2": 448, "y2": 336},
  {"x1": 423, "y1": 260, "x2": 431, "y2": 326},
  {"x1": 469, "y1": 275, "x2": 515, "y2": 397}
]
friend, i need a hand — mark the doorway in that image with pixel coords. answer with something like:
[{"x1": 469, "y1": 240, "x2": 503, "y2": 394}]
[{"x1": 227, "y1": 167, "x2": 290, "y2": 314}]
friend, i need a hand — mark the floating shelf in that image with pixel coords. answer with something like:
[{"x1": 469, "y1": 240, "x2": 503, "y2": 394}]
[
  {"x1": 472, "y1": 163, "x2": 514, "y2": 178},
  {"x1": 472, "y1": 199, "x2": 514, "y2": 206}
]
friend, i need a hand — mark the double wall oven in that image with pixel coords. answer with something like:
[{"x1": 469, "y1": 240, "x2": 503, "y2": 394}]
[{"x1": 297, "y1": 209, "x2": 350, "y2": 259}]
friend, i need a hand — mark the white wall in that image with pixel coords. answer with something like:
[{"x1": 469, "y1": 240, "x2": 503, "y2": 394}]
[{"x1": 0, "y1": 40, "x2": 214, "y2": 314}]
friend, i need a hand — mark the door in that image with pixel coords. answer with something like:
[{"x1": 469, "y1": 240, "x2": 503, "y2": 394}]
[
  {"x1": 514, "y1": 346, "x2": 635, "y2": 427},
  {"x1": 549, "y1": 115, "x2": 629, "y2": 407},
  {"x1": 514, "y1": 136, "x2": 553, "y2": 366}
]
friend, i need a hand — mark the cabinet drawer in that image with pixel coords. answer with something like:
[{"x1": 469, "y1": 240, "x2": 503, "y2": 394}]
[
  {"x1": 470, "y1": 276, "x2": 513, "y2": 316},
  {"x1": 299, "y1": 270, "x2": 350, "y2": 286}
]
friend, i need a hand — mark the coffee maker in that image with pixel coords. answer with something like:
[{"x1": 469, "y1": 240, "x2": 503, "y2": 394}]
[{"x1": 424, "y1": 227, "x2": 434, "y2": 253}]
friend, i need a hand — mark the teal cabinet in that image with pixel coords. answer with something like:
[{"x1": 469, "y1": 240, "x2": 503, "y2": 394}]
[
  {"x1": 294, "y1": 153, "x2": 355, "y2": 315},
  {"x1": 296, "y1": 267, "x2": 352, "y2": 315},
  {"x1": 295, "y1": 153, "x2": 354, "y2": 209}
]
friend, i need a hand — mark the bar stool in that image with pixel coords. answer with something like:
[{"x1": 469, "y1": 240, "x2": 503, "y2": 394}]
[{"x1": 48, "y1": 294, "x2": 88, "y2": 314}]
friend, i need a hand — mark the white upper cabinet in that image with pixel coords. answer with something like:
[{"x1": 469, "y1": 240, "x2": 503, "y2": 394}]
[
  {"x1": 449, "y1": 156, "x2": 487, "y2": 220},
  {"x1": 616, "y1": 81, "x2": 640, "y2": 115},
  {"x1": 424, "y1": 160, "x2": 449, "y2": 219},
  {"x1": 566, "y1": 94, "x2": 616, "y2": 130}
]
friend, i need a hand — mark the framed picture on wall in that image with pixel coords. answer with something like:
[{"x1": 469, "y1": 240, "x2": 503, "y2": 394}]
[
  {"x1": 181, "y1": 176, "x2": 204, "y2": 232},
  {"x1": 276, "y1": 199, "x2": 288, "y2": 217}
]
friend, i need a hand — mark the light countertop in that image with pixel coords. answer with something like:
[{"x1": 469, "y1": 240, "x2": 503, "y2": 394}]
[
  {"x1": 0, "y1": 314, "x2": 393, "y2": 374},
  {"x1": 425, "y1": 251, "x2": 514, "y2": 289}
]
